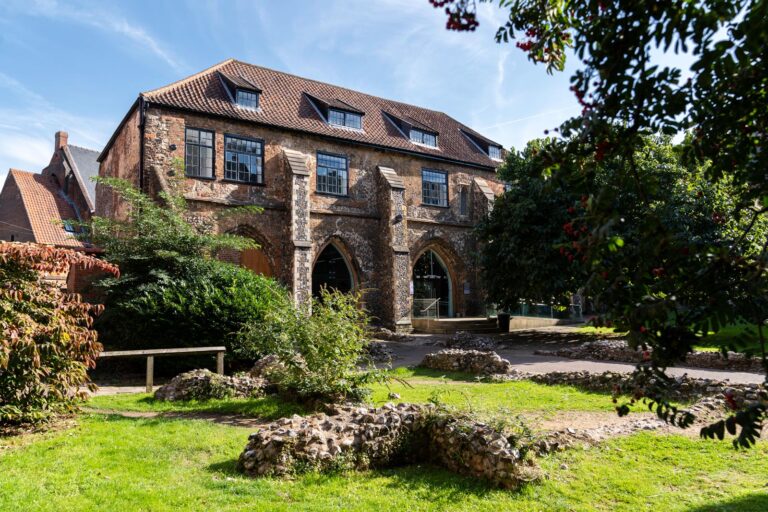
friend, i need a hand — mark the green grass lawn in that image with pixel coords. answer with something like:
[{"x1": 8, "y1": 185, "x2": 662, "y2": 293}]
[
  {"x1": 1, "y1": 413, "x2": 765, "y2": 512},
  {"x1": 88, "y1": 367, "x2": 616, "y2": 421},
  {"x1": 3, "y1": 372, "x2": 766, "y2": 511},
  {"x1": 579, "y1": 323, "x2": 767, "y2": 356}
]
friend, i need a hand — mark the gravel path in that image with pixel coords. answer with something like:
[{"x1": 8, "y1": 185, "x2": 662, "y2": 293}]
[{"x1": 379, "y1": 327, "x2": 766, "y2": 385}]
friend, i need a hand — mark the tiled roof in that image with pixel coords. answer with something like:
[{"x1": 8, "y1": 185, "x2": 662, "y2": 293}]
[
  {"x1": 141, "y1": 59, "x2": 501, "y2": 169},
  {"x1": 8, "y1": 169, "x2": 84, "y2": 248},
  {"x1": 64, "y1": 144, "x2": 100, "y2": 211}
]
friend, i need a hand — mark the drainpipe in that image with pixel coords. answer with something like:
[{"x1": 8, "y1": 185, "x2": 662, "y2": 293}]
[{"x1": 138, "y1": 96, "x2": 147, "y2": 193}]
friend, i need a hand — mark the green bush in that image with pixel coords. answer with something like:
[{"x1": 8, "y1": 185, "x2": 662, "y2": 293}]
[
  {"x1": 95, "y1": 256, "x2": 291, "y2": 361},
  {"x1": 239, "y1": 288, "x2": 379, "y2": 402}
]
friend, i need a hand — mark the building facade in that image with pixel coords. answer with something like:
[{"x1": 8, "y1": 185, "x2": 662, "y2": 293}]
[
  {"x1": 0, "y1": 130, "x2": 99, "y2": 248},
  {"x1": 97, "y1": 59, "x2": 505, "y2": 330}
]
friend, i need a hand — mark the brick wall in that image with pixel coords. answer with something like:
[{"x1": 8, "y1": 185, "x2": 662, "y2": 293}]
[{"x1": 0, "y1": 173, "x2": 34, "y2": 242}]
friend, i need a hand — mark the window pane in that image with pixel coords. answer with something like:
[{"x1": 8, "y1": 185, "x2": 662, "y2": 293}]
[
  {"x1": 422, "y1": 169, "x2": 448, "y2": 206},
  {"x1": 236, "y1": 90, "x2": 259, "y2": 109},
  {"x1": 185, "y1": 128, "x2": 214, "y2": 178},
  {"x1": 316, "y1": 152, "x2": 348, "y2": 195},
  {"x1": 328, "y1": 110, "x2": 345, "y2": 126},
  {"x1": 346, "y1": 113, "x2": 362, "y2": 129},
  {"x1": 222, "y1": 135, "x2": 264, "y2": 183},
  {"x1": 489, "y1": 145, "x2": 502, "y2": 159}
]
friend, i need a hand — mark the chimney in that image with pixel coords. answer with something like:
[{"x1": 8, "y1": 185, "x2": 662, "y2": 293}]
[{"x1": 55, "y1": 131, "x2": 68, "y2": 150}]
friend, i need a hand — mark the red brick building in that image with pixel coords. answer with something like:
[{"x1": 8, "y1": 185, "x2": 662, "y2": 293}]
[
  {"x1": 98, "y1": 59, "x2": 506, "y2": 330},
  {"x1": 0, "y1": 131, "x2": 99, "y2": 248}
]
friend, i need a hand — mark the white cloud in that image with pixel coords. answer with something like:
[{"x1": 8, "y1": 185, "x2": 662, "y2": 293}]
[
  {"x1": 0, "y1": 72, "x2": 112, "y2": 188},
  {"x1": 2, "y1": 0, "x2": 185, "y2": 72}
]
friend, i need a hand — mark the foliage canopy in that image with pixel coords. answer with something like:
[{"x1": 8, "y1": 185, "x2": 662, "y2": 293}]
[{"x1": 433, "y1": 0, "x2": 768, "y2": 445}]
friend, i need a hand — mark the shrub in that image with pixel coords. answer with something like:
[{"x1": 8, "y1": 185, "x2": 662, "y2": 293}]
[
  {"x1": 95, "y1": 255, "x2": 291, "y2": 361},
  {"x1": 0, "y1": 243, "x2": 119, "y2": 425},
  {"x1": 87, "y1": 176, "x2": 287, "y2": 363},
  {"x1": 239, "y1": 288, "x2": 379, "y2": 402}
]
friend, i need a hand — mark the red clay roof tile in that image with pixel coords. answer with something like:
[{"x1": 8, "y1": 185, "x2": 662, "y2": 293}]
[
  {"x1": 141, "y1": 59, "x2": 501, "y2": 169},
  {"x1": 8, "y1": 169, "x2": 84, "y2": 248}
]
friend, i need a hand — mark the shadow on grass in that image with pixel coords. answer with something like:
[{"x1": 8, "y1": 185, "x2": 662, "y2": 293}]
[
  {"x1": 90, "y1": 394, "x2": 311, "y2": 421},
  {"x1": 207, "y1": 458, "x2": 242, "y2": 477},
  {"x1": 205, "y1": 458, "x2": 508, "y2": 498},
  {"x1": 686, "y1": 492, "x2": 768, "y2": 512},
  {"x1": 394, "y1": 366, "x2": 484, "y2": 383}
]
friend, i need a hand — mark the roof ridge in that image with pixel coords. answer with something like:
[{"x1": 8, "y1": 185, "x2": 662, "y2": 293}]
[
  {"x1": 9, "y1": 168, "x2": 36, "y2": 176},
  {"x1": 66, "y1": 143, "x2": 100, "y2": 154},
  {"x1": 142, "y1": 58, "x2": 236, "y2": 96},
  {"x1": 227, "y1": 58, "x2": 448, "y2": 116}
]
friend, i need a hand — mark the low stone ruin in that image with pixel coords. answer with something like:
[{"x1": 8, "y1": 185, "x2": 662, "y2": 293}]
[
  {"x1": 420, "y1": 349, "x2": 517, "y2": 375},
  {"x1": 421, "y1": 349, "x2": 765, "y2": 404},
  {"x1": 237, "y1": 403, "x2": 539, "y2": 488},
  {"x1": 443, "y1": 331, "x2": 497, "y2": 351},
  {"x1": 364, "y1": 342, "x2": 395, "y2": 364},
  {"x1": 526, "y1": 370, "x2": 765, "y2": 405},
  {"x1": 154, "y1": 369, "x2": 266, "y2": 401},
  {"x1": 536, "y1": 339, "x2": 765, "y2": 373},
  {"x1": 249, "y1": 354, "x2": 283, "y2": 380},
  {"x1": 370, "y1": 327, "x2": 413, "y2": 343}
]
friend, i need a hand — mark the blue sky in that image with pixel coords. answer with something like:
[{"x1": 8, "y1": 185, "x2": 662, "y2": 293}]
[{"x1": 0, "y1": 0, "x2": 580, "y2": 187}]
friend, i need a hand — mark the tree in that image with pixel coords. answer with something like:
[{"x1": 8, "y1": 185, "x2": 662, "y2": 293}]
[
  {"x1": 87, "y1": 177, "x2": 287, "y2": 361},
  {"x1": 0, "y1": 243, "x2": 119, "y2": 425},
  {"x1": 431, "y1": 0, "x2": 768, "y2": 446},
  {"x1": 478, "y1": 138, "x2": 583, "y2": 311}
]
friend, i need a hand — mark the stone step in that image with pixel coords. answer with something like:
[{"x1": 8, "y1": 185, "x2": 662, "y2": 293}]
[{"x1": 411, "y1": 317, "x2": 500, "y2": 334}]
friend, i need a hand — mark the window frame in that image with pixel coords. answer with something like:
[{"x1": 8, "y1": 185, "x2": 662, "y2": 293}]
[
  {"x1": 184, "y1": 127, "x2": 215, "y2": 179},
  {"x1": 223, "y1": 134, "x2": 265, "y2": 185},
  {"x1": 328, "y1": 109, "x2": 363, "y2": 130},
  {"x1": 489, "y1": 145, "x2": 502, "y2": 160},
  {"x1": 421, "y1": 168, "x2": 449, "y2": 208},
  {"x1": 315, "y1": 151, "x2": 349, "y2": 197},
  {"x1": 410, "y1": 128, "x2": 438, "y2": 148},
  {"x1": 235, "y1": 89, "x2": 259, "y2": 110}
]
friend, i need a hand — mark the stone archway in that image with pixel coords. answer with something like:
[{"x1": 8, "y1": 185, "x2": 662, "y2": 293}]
[
  {"x1": 312, "y1": 241, "x2": 356, "y2": 297},
  {"x1": 223, "y1": 225, "x2": 274, "y2": 278},
  {"x1": 412, "y1": 249, "x2": 453, "y2": 318}
]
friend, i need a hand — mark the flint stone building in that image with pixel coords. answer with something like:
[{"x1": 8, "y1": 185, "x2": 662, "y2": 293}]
[{"x1": 97, "y1": 59, "x2": 505, "y2": 331}]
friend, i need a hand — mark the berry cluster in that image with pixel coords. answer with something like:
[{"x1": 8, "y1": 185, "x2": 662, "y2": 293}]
[
  {"x1": 445, "y1": 8, "x2": 479, "y2": 31},
  {"x1": 560, "y1": 196, "x2": 590, "y2": 263},
  {"x1": 429, "y1": 0, "x2": 479, "y2": 31}
]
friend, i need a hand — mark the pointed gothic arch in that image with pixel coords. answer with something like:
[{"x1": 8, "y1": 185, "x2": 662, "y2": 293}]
[
  {"x1": 224, "y1": 224, "x2": 274, "y2": 277},
  {"x1": 312, "y1": 237, "x2": 359, "y2": 297}
]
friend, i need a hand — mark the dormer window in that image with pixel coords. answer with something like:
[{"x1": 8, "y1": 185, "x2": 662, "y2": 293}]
[
  {"x1": 219, "y1": 71, "x2": 262, "y2": 111},
  {"x1": 461, "y1": 128, "x2": 503, "y2": 160},
  {"x1": 305, "y1": 93, "x2": 365, "y2": 131},
  {"x1": 328, "y1": 109, "x2": 362, "y2": 129},
  {"x1": 410, "y1": 128, "x2": 437, "y2": 147},
  {"x1": 236, "y1": 89, "x2": 259, "y2": 110}
]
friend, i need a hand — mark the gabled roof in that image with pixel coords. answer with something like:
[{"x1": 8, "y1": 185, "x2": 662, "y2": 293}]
[
  {"x1": 63, "y1": 144, "x2": 100, "y2": 211},
  {"x1": 137, "y1": 59, "x2": 502, "y2": 169},
  {"x1": 7, "y1": 169, "x2": 84, "y2": 248}
]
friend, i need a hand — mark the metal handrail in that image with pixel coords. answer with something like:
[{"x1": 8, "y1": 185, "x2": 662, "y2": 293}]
[{"x1": 420, "y1": 297, "x2": 441, "y2": 319}]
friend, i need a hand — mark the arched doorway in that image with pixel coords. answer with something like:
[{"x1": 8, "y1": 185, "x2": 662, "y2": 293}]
[
  {"x1": 312, "y1": 244, "x2": 354, "y2": 297},
  {"x1": 240, "y1": 248, "x2": 273, "y2": 277},
  {"x1": 412, "y1": 250, "x2": 452, "y2": 318}
]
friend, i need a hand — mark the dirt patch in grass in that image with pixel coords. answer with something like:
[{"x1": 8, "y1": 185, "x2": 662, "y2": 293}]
[{"x1": 83, "y1": 408, "x2": 272, "y2": 429}]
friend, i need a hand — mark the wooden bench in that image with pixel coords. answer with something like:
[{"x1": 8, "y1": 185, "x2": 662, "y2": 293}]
[{"x1": 98, "y1": 346, "x2": 227, "y2": 393}]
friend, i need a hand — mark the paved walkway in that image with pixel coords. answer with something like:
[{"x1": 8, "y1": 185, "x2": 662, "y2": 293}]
[
  {"x1": 381, "y1": 328, "x2": 766, "y2": 385},
  {"x1": 90, "y1": 327, "x2": 765, "y2": 395}
]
